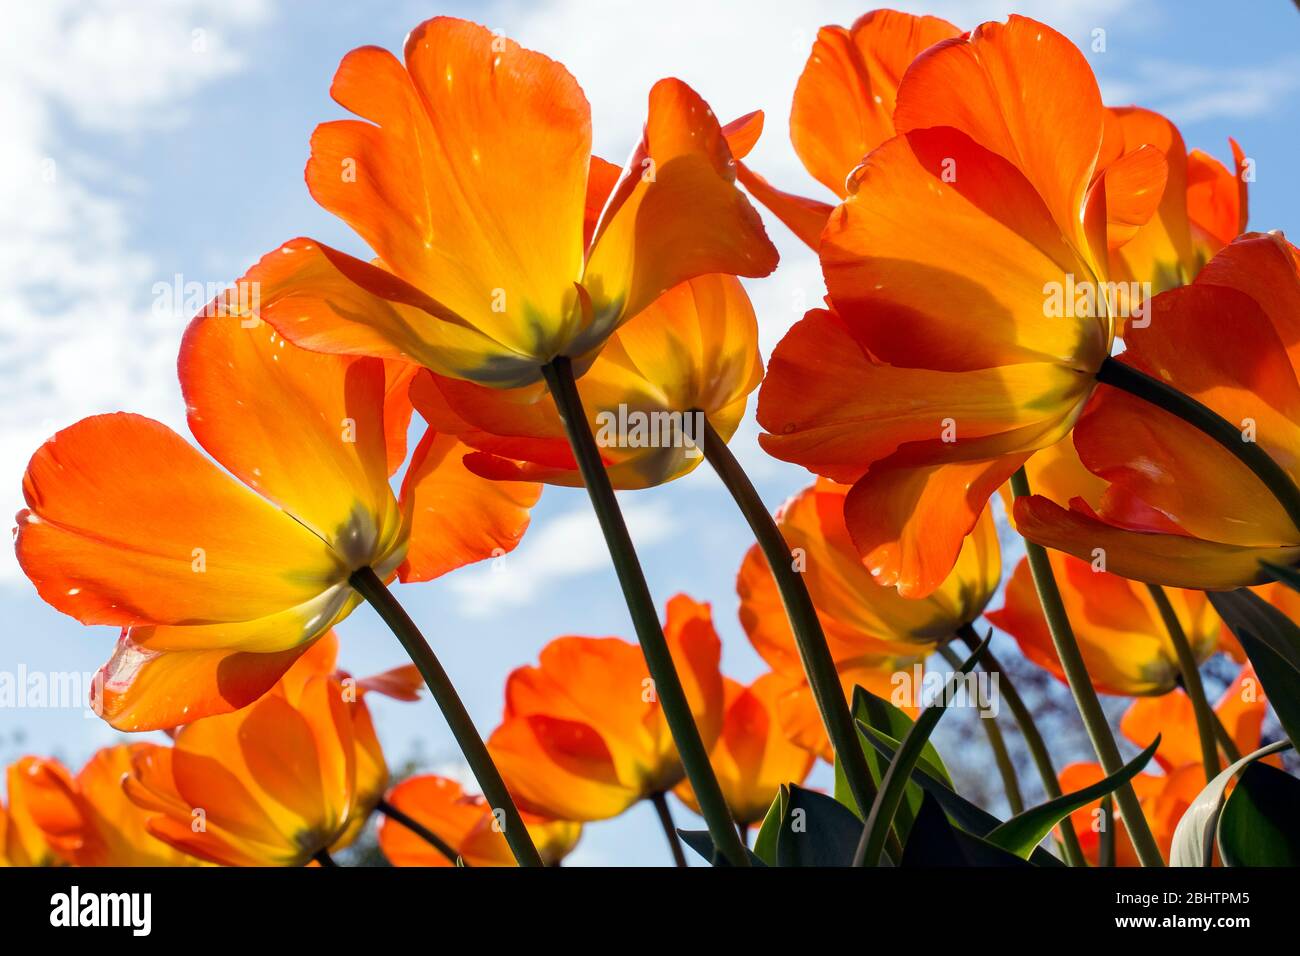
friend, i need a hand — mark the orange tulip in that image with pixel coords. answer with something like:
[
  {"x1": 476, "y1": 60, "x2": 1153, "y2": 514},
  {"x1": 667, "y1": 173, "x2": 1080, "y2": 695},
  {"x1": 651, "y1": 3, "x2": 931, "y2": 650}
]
[
  {"x1": 15, "y1": 308, "x2": 539, "y2": 731},
  {"x1": 758, "y1": 16, "x2": 1164, "y2": 598},
  {"x1": 738, "y1": 479, "x2": 1000, "y2": 758},
  {"x1": 241, "y1": 17, "x2": 775, "y2": 390},
  {"x1": 2, "y1": 758, "x2": 65, "y2": 866},
  {"x1": 488, "y1": 595, "x2": 724, "y2": 821},
  {"x1": 1104, "y1": 107, "x2": 1248, "y2": 301},
  {"x1": 727, "y1": 9, "x2": 960, "y2": 248},
  {"x1": 673, "y1": 674, "x2": 815, "y2": 825},
  {"x1": 408, "y1": 273, "x2": 762, "y2": 489},
  {"x1": 123, "y1": 635, "x2": 399, "y2": 866},
  {"x1": 1063, "y1": 664, "x2": 1270, "y2": 865},
  {"x1": 379, "y1": 775, "x2": 580, "y2": 867},
  {"x1": 12, "y1": 747, "x2": 196, "y2": 867},
  {"x1": 1015, "y1": 232, "x2": 1300, "y2": 588},
  {"x1": 987, "y1": 552, "x2": 1220, "y2": 696}
]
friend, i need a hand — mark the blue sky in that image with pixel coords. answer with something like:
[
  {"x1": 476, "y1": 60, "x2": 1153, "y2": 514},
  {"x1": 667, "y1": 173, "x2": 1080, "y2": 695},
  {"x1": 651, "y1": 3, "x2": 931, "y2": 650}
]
[{"x1": 1, "y1": 0, "x2": 1297, "y2": 866}]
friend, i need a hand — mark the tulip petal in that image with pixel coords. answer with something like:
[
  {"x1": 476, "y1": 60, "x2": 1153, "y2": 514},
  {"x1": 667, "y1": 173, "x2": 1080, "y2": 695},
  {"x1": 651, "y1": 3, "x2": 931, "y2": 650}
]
[
  {"x1": 396, "y1": 430, "x2": 540, "y2": 582},
  {"x1": 893, "y1": 15, "x2": 1105, "y2": 252},
  {"x1": 16, "y1": 413, "x2": 343, "y2": 627},
  {"x1": 790, "y1": 11, "x2": 959, "y2": 198},
  {"x1": 308, "y1": 21, "x2": 590, "y2": 361}
]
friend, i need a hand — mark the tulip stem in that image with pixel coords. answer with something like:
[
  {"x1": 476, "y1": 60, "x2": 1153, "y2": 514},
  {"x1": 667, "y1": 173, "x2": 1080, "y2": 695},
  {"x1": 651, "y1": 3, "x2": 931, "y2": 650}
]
[
  {"x1": 350, "y1": 567, "x2": 544, "y2": 868},
  {"x1": 1146, "y1": 584, "x2": 1220, "y2": 783},
  {"x1": 541, "y1": 357, "x2": 748, "y2": 867},
  {"x1": 938, "y1": 644, "x2": 1023, "y2": 815},
  {"x1": 1097, "y1": 357, "x2": 1300, "y2": 531},
  {"x1": 650, "y1": 792, "x2": 689, "y2": 868},
  {"x1": 1009, "y1": 468, "x2": 1166, "y2": 867},
  {"x1": 699, "y1": 418, "x2": 880, "y2": 818},
  {"x1": 1211, "y1": 709, "x2": 1244, "y2": 764},
  {"x1": 377, "y1": 798, "x2": 465, "y2": 866},
  {"x1": 958, "y1": 624, "x2": 1086, "y2": 866},
  {"x1": 312, "y1": 849, "x2": 338, "y2": 867}
]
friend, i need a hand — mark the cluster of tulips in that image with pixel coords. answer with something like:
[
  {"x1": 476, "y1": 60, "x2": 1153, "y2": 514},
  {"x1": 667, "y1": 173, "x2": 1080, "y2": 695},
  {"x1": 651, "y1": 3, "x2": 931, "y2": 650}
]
[{"x1": 3, "y1": 10, "x2": 1299, "y2": 869}]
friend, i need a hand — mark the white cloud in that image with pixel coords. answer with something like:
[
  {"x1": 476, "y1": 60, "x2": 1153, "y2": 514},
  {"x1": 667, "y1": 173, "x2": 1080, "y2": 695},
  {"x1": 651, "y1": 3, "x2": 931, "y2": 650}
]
[
  {"x1": 448, "y1": 499, "x2": 682, "y2": 617},
  {"x1": 0, "y1": 0, "x2": 271, "y2": 580},
  {"x1": 1100, "y1": 56, "x2": 1300, "y2": 125}
]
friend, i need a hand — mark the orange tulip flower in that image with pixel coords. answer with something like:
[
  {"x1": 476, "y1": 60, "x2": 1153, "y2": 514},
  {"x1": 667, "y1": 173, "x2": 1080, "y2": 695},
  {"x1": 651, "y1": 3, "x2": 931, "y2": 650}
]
[
  {"x1": 2, "y1": 758, "x2": 66, "y2": 866},
  {"x1": 123, "y1": 635, "x2": 399, "y2": 866},
  {"x1": 488, "y1": 595, "x2": 724, "y2": 821},
  {"x1": 673, "y1": 674, "x2": 815, "y2": 826},
  {"x1": 15, "y1": 308, "x2": 539, "y2": 731},
  {"x1": 408, "y1": 273, "x2": 762, "y2": 489},
  {"x1": 379, "y1": 775, "x2": 580, "y2": 867},
  {"x1": 727, "y1": 9, "x2": 960, "y2": 248},
  {"x1": 1104, "y1": 107, "x2": 1248, "y2": 300},
  {"x1": 241, "y1": 17, "x2": 775, "y2": 390},
  {"x1": 1015, "y1": 232, "x2": 1300, "y2": 588},
  {"x1": 758, "y1": 16, "x2": 1166, "y2": 598},
  {"x1": 738, "y1": 479, "x2": 1000, "y2": 758},
  {"x1": 12, "y1": 747, "x2": 196, "y2": 867},
  {"x1": 1062, "y1": 664, "x2": 1270, "y2": 865},
  {"x1": 988, "y1": 551, "x2": 1220, "y2": 696}
]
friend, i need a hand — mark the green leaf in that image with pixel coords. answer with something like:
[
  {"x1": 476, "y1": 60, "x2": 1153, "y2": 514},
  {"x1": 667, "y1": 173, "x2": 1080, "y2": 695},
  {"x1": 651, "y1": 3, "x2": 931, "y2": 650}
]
[
  {"x1": 1169, "y1": 739, "x2": 1293, "y2": 866},
  {"x1": 676, "y1": 829, "x2": 767, "y2": 867},
  {"x1": 858, "y1": 724, "x2": 1065, "y2": 868},
  {"x1": 985, "y1": 737, "x2": 1160, "y2": 859},
  {"x1": 751, "y1": 785, "x2": 788, "y2": 866},
  {"x1": 900, "y1": 792, "x2": 1032, "y2": 867},
  {"x1": 775, "y1": 784, "x2": 864, "y2": 867},
  {"x1": 1217, "y1": 762, "x2": 1300, "y2": 866},
  {"x1": 1261, "y1": 561, "x2": 1300, "y2": 595},
  {"x1": 1208, "y1": 590, "x2": 1300, "y2": 744},
  {"x1": 855, "y1": 632, "x2": 990, "y2": 866}
]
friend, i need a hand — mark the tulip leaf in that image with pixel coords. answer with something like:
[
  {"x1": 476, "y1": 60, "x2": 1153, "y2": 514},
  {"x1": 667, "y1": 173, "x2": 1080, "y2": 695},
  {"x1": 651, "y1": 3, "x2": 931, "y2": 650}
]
[
  {"x1": 858, "y1": 724, "x2": 1065, "y2": 868},
  {"x1": 1261, "y1": 561, "x2": 1300, "y2": 595},
  {"x1": 1169, "y1": 739, "x2": 1292, "y2": 866},
  {"x1": 775, "y1": 784, "x2": 864, "y2": 867},
  {"x1": 833, "y1": 683, "x2": 954, "y2": 840},
  {"x1": 751, "y1": 784, "x2": 788, "y2": 866},
  {"x1": 900, "y1": 792, "x2": 1032, "y2": 867},
  {"x1": 1208, "y1": 589, "x2": 1300, "y2": 744},
  {"x1": 1217, "y1": 762, "x2": 1300, "y2": 866},
  {"x1": 676, "y1": 829, "x2": 767, "y2": 867},
  {"x1": 985, "y1": 737, "x2": 1160, "y2": 859}
]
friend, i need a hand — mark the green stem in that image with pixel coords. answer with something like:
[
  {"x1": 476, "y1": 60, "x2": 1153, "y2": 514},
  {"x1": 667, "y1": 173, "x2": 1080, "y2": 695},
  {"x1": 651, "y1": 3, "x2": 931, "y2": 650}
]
[
  {"x1": 1146, "y1": 584, "x2": 1220, "y2": 783},
  {"x1": 1009, "y1": 468, "x2": 1166, "y2": 867},
  {"x1": 541, "y1": 357, "x2": 747, "y2": 867},
  {"x1": 1097, "y1": 357, "x2": 1300, "y2": 531},
  {"x1": 938, "y1": 644, "x2": 1023, "y2": 815},
  {"x1": 1099, "y1": 795, "x2": 1116, "y2": 867},
  {"x1": 700, "y1": 419, "x2": 879, "y2": 817},
  {"x1": 854, "y1": 634, "x2": 989, "y2": 866},
  {"x1": 958, "y1": 624, "x2": 1086, "y2": 866},
  {"x1": 650, "y1": 792, "x2": 688, "y2": 868},
  {"x1": 1210, "y1": 708, "x2": 1243, "y2": 764},
  {"x1": 350, "y1": 567, "x2": 543, "y2": 867},
  {"x1": 377, "y1": 797, "x2": 465, "y2": 866},
  {"x1": 312, "y1": 849, "x2": 338, "y2": 867}
]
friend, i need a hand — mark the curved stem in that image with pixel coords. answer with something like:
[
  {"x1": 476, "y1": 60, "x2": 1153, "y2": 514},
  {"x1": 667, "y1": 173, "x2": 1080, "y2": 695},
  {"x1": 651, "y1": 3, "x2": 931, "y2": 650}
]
[
  {"x1": 1146, "y1": 584, "x2": 1220, "y2": 783},
  {"x1": 1097, "y1": 357, "x2": 1300, "y2": 531},
  {"x1": 377, "y1": 797, "x2": 465, "y2": 867},
  {"x1": 938, "y1": 645, "x2": 1023, "y2": 815},
  {"x1": 312, "y1": 849, "x2": 338, "y2": 867},
  {"x1": 700, "y1": 419, "x2": 878, "y2": 817},
  {"x1": 650, "y1": 792, "x2": 688, "y2": 868},
  {"x1": 958, "y1": 624, "x2": 1086, "y2": 867},
  {"x1": 541, "y1": 358, "x2": 747, "y2": 867},
  {"x1": 350, "y1": 567, "x2": 543, "y2": 867},
  {"x1": 1210, "y1": 708, "x2": 1244, "y2": 764},
  {"x1": 1009, "y1": 468, "x2": 1165, "y2": 867}
]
